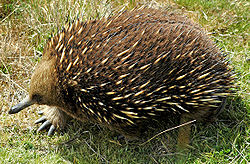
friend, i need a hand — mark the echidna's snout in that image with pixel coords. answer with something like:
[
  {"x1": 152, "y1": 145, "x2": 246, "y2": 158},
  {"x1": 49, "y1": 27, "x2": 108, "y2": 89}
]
[{"x1": 9, "y1": 96, "x2": 35, "y2": 114}]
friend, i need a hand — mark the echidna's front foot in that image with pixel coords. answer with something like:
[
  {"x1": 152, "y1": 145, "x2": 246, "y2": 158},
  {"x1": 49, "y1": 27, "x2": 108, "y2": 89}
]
[
  {"x1": 34, "y1": 106, "x2": 68, "y2": 136},
  {"x1": 35, "y1": 112, "x2": 56, "y2": 136}
]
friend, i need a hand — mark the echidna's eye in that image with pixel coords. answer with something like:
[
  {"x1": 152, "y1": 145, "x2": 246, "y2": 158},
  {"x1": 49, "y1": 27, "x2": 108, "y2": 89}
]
[{"x1": 32, "y1": 94, "x2": 42, "y2": 103}]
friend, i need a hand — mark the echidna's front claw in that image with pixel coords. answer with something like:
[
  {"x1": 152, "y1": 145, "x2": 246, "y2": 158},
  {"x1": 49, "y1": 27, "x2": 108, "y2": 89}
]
[
  {"x1": 37, "y1": 120, "x2": 52, "y2": 132},
  {"x1": 37, "y1": 110, "x2": 44, "y2": 115},
  {"x1": 35, "y1": 113, "x2": 57, "y2": 136},
  {"x1": 48, "y1": 125, "x2": 56, "y2": 136},
  {"x1": 34, "y1": 116, "x2": 47, "y2": 124}
]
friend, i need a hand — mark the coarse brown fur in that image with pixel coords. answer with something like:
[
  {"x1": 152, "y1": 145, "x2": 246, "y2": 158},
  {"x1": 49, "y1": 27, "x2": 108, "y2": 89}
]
[{"x1": 11, "y1": 8, "x2": 235, "y2": 139}]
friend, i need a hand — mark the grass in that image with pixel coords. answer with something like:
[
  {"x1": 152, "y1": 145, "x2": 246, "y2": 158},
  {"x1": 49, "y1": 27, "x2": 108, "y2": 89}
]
[{"x1": 0, "y1": 0, "x2": 249, "y2": 163}]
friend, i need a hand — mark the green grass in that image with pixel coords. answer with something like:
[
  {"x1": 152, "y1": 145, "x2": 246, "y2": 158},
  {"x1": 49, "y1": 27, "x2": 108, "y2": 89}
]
[{"x1": 0, "y1": 0, "x2": 249, "y2": 163}]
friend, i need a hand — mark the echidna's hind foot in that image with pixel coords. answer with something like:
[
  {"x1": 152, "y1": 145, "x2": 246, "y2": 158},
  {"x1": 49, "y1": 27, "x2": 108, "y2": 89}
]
[
  {"x1": 35, "y1": 106, "x2": 69, "y2": 136},
  {"x1": 177, "y1": 114, "x2": 192, "y2": 151}
]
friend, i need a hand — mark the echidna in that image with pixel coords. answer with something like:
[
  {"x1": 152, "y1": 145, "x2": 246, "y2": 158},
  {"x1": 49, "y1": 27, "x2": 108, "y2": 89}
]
[{"x1": 9, "y1": 8, "x2": 234, "y2": 141}]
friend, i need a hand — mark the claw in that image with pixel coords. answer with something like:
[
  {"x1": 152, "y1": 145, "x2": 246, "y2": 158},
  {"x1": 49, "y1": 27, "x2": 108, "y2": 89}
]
[
  {"x1": 48, "y1": 125, "x2": 56, "y2": 136},
  {"x1": 37, "y1": 120, "x2": 51, "y2": 132},
  {"x1": 37, "y1": 110, "x2": 44, "y2": 115},
  {"x1": 34, "y1": 116, "x2": 47, "y2": 124}
]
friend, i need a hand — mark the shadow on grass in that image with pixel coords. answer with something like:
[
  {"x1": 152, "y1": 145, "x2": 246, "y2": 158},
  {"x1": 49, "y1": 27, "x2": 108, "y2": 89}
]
[{"x1": 50, "y1": 96, "x2": 248, "y2": 163}]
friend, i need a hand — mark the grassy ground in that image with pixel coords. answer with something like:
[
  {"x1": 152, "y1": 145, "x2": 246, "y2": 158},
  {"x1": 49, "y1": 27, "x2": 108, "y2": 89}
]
[{"x1": 0, "y1": 0, "x2": 249, "y2": 163}]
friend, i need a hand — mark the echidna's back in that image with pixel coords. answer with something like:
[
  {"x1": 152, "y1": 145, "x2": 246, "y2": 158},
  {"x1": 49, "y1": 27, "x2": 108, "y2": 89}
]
[{"x1": 45, "y1": 8, "x2": 234, "y2": 129}]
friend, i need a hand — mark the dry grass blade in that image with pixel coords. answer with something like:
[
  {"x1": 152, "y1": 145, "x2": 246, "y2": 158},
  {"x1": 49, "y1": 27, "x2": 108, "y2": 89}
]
[{"x1": 140, "y1": 120, "x2": 196, "y2": 146}]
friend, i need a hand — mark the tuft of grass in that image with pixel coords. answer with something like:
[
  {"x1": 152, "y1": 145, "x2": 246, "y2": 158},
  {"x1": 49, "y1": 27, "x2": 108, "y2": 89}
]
[{"x1": 0, "y1": 0, "x2": 249, "y2": 163}]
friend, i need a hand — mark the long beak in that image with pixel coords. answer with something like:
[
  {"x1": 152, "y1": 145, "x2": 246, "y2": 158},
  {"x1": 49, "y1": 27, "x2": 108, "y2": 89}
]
[{"x1": 9, "y1": 96, "x2": 35, "y2": 114}]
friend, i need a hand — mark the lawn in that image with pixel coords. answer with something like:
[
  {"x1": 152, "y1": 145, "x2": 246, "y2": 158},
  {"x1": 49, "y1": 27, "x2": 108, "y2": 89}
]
[{"x1": 0, "y1": 0, "x2": 249, "y2": 163}]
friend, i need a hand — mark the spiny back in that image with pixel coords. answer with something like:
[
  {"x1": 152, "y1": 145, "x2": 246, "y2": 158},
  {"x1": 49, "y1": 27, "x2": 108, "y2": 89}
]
[{"x1": 43, "y1": 8, "x2": 234, "y2": 126}]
